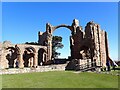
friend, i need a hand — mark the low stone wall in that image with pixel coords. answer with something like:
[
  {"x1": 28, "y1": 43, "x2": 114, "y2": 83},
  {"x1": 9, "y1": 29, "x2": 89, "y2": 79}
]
[
  {"x1": 0, "y1": 64, "x2": 67, "y2": 75},
  {"x1": 65, "y1": 59, "x2": 92, "y2": 70}
]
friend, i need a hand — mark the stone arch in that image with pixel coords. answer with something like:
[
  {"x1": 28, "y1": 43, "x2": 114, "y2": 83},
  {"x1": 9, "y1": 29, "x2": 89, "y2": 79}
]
[
  {"x1": 38, "y1": 48, "x2": 47, "y2": 65},
  {"x1": 25, "y1": 46, "x2": 36, "y2": 53},
  {"x1": 39, "y1": 19, "x2": 81, "y2": 62},
  {"x1": 52, "y1": 24, "x2": 73, "y2": 33},
  {"x1": 23, "y1": 46, "x2": 36, "y2": 67},
  {"x1": 6, "y1": 45, "x2": 21, "y2": 68},
  {"x1": 46, "y1": 23, "x2": 75, "y2": 36},
  {"x1": 52, "y1": 27, "x2": 72, "y2": 59}
]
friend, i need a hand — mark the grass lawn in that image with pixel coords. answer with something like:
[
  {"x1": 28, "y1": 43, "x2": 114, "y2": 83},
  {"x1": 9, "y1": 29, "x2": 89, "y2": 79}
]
[{"x1": 1, "y1": 71, "x2": 119, "y2": 88}]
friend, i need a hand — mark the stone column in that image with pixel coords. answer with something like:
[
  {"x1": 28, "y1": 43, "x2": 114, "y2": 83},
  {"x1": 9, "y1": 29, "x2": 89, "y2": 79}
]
[
  {"x1": 29, "y1": 57, "x2": 33, "y2": 67},
  {"x1": 33, "y1": 52, "x2": 38, "y2": 68},
  {"x1": 18, "y1": 53, "x2": 24, "y2": 68},
  {"x1": 0, "y1": 50, "x2": 9, "y2": 69},
  {"x1": 42, "y1": 53, "x2": 45, "y2": 62},
  {"x1": 14, "y1": 59, "x2": 17, "y2": 68},
  {"x1": 28, "y1": 59, "x2": 30, "y2": 67}
]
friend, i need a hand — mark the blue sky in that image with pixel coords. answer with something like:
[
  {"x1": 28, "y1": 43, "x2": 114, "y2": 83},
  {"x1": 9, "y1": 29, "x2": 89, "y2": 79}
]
[{"x1": 2, "y1": 2, "x2": 118, "y2": 60}]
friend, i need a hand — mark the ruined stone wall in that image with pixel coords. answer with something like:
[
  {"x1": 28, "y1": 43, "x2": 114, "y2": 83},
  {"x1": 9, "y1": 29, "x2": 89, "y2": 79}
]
[
  {"x1": 0, "y1": 19, "x2": 111, "y2": 70},
  {"x1": 0, "y1": 42, "x2": 47, "y2": 69},
  {"x1": 0, "y1": 41, "x2": 13, "y2": 69},
  {"x1": 84, "y1": 21, "x2": 110, "y2": 67},
  {"x1": 0, "y1": 49, "x2": 9, "y2": 69},
  {"x1": 35, "y1": 19, "x2": 111, "y2": 68},
  {"x1": 71, "y1": 28, "x2": 84, "y2": 59},
  {"x1": 38, "y1": 31, "x2": 47, "y2": 46},
  {"x1": 89, "y1": 24, "x2": 101, "y2": 66}
]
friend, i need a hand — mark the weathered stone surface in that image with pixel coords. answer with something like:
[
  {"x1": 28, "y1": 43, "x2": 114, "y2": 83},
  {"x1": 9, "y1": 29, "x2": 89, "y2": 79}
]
[
  {"x1": 0, "y1": 19, "x2": 112, "y2": 70},
  {"x1": 38, "y1": 19, "x2": 111, "y2": 68},
  {"x1": 0, "y1": 42, "x2": 47, "y2": 69},
  {"x1": 65, "y1": 59, "x2": 92, "y2": 71}
]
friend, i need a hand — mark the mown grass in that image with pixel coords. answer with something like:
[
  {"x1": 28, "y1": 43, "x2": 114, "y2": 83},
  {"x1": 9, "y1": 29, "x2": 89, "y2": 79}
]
[{"x1": 1, "y1": 71, "x2": 119, "y2": 88}]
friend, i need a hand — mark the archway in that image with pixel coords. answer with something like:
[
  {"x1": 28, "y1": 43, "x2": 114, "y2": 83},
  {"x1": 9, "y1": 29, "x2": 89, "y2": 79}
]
[
  {"x1": 38, "y1": 19, "x2": 82, "y2": 63},
  {"x1": 53, "y1": 27, "x2": 71, "y2": 58},
  {"x1": 38, "y1": 48, "x2": 47, "y2": 65},
  {"x1": 6, "y1": 45, "x2": 20, "y2": 68},
  {"x1": 23, "y1": 46, "x2": 36, "y2": 67},
  {"x1": 52, "y1": 27, "x2": 72, "y2": 64},
  {"x1": 46, "y1": 23, "x2": 74, "y2": 60}
]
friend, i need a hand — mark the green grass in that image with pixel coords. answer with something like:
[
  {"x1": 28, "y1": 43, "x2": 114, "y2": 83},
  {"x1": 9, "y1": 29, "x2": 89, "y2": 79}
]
[{"x1": 1, "y1": 71, "x2": 119, "y2": 88}]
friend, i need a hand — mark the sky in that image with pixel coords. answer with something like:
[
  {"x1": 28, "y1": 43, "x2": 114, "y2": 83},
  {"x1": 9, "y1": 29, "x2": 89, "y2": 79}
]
[
  {"x1": 2, "y1": 2, "x2": 118, "y2": 60},
  {"x1": 1, "y1": 0, "x2": 119, "y2": 2}
]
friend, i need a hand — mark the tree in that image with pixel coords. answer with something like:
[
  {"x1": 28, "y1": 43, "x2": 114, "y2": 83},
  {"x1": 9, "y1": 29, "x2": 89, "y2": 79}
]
[
  {"x1": 52, "y1": 36, "x2": 64, "y2": 59},
  {"x1": 25, "y1": 42, "x2": 39, "y2": 45}
]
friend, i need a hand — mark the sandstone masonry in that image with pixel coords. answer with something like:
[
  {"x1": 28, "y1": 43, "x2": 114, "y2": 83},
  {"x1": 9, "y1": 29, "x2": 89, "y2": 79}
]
[{"x1": 0, "y1": 19, "x2": 113, "y2": 70}]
